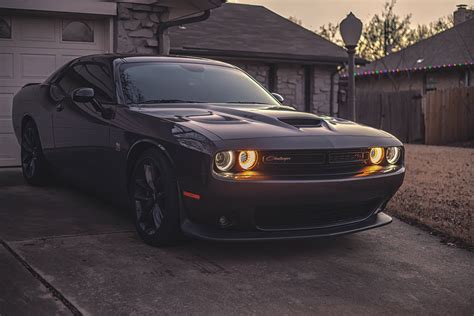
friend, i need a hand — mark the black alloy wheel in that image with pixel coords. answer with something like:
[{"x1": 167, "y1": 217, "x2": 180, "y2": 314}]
[
  {"x1": 21, "y1": 120, "x2": 49, "y2": 185},
  {"x1": 130, "y1": 148, "x2": 181, "y2": 246}
]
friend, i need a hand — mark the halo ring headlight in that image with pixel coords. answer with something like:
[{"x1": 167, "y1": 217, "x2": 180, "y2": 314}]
[
  {"x1": 215, "y1": 151, "x2": 235, "y2": 172},
  {"x1": 386, "y1": 147, "x2": 401, "y2": 164},
  {"x1": 238, "y1": 150, "x2": 258, "y2": 170},
  {"x1": 369, "y1": 147, "x2": 384, "y2": 165}
]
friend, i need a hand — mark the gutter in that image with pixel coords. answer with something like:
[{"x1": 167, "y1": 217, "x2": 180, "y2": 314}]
[
  {"x1": 158, "y1": 10, "x2": 211, "y2": 55},
  {"x1": 170, "y1": 48, "x2": 368, "y2": 65}
]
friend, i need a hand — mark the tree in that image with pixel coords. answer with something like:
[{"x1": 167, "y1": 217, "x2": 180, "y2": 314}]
[
  {"x1": 316, "y1": 0, "x2": 454, "y2": 61},
  {"x1": 410, "y1": 15, "x2": 453, "y2": 42},
  {"x1": 316, "y1": 22, "x2": 342, "y2": 46},
  {"x1": 357, "y1": 0, "x2": 414, "y2": 60},
  {"x1": 288, "y1": 16, "x2": 303, "y2": 26}
]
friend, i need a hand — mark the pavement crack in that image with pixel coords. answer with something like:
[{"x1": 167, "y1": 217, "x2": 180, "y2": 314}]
[
  {"x1": 0, "y1": 239, "x2": 82, "y2": 316},
  {"x1": 8, "y1": 230, "x2": 135, "y2": 243}
]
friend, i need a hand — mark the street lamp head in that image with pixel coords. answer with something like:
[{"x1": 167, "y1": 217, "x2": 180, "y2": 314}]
[{"x1": 340, "y1": 12, "x2": 363, "y2": 48}]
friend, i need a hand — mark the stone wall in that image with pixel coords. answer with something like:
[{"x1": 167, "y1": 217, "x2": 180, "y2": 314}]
[
  {"x1": 225, "y1": 61, "x2": 336, "y2": 114},
  {"x1": 227, "y1": 61, "x2": 270, "y2": 89},
  {"x1": 312, "y1": 66, "x2": 337, "y2": 115},
  {"x1": 114, "y1": 3, "x2": 338, "y2": 115},
  {"x1": 115, "y1": 2, "x2": 166, "y2": 54},
  {"x1": 276, "y1": 64, "x2": 305, "y2": 111}
]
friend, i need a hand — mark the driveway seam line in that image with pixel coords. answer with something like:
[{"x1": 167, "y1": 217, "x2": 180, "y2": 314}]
[
  {"x1": 0, "y1": 239, "x2": 82, "y2": 316},
  {"x1": 7, "y1": 230, "x2": 135, "y2": 243}
]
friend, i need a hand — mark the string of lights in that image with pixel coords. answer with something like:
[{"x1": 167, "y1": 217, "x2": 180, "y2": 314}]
[{"x1": 340, "y1": 60, "x2": 474, "y2": 78}]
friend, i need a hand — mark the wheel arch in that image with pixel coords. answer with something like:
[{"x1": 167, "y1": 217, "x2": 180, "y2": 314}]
[
  {"x1": 21, "y1": 114, "x2": 35, "y2": 132},
  {"x1": 126, "y1": 139, "x2": 176, "y2": 184}
]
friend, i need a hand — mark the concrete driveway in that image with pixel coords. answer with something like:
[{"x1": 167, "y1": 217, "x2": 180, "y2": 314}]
[{"x1": 0, "y1": 168, "x2": 473, "y2": 315}]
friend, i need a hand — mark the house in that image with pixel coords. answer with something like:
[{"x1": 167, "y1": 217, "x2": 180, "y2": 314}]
[
  {"x1": 0, "y1": 0, "x2": 351, "y2": 167},
  {"x1": 353, "y1": 5, "x2": 474, "y2": 94},
  {"x1": 167, "y1": 3, "x2": 356, "y2": 115}
]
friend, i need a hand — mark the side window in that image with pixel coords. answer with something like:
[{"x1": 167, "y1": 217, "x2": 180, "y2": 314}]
[{"x1": 56, "y1": 62, "x2": 115, "y2": 104}]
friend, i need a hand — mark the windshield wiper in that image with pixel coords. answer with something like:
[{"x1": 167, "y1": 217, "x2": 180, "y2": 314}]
[{"x1": 139, "y1": 99, "x2": 204, "y2": 104}]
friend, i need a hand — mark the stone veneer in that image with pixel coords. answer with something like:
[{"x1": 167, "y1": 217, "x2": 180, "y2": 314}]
[
  {"x1": 115, "y1": 3, "x2": 337, "y2": 115},
  {"x1": 276, "y1": 65, "x2": 305, "y2": 111},
  {"x1": 116, "y1": 2, "x2": 166, "y2": 54},
  {"x1": 230, "y1": 61, "x2": 270, "y2": 89},
  {"x1": 312, "y1": 66, "x2": 338, "y2": 115},
  {"x1": 226, "y1": 61, "x2": 336, "y2": 114}
]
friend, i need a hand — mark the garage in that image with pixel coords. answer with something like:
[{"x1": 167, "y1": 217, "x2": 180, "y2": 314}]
[{"x1": 0, "y1": 14, "x2": 112, "y2": 166}]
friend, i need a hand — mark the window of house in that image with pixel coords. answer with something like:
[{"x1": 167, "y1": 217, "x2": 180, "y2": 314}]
[
  {"x1": 56, "y1": 63, "x2": 115, "y2": 104},
  {"x1": 62, "y1": 20, "x2": 94, "y2": 42},
  {"x1": 0, "y1": 16, "x2": 12, "y2": 39}
]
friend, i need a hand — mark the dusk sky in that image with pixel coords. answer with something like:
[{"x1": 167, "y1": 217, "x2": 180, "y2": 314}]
[{"x1": 229, "y1": 0, "x2": 464, "y2": 30}]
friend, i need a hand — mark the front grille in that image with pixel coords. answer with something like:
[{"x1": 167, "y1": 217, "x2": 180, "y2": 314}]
[
  {"x1": 258, "y1": 148, "x2": 370, "y2": 176},
  {"x1": 255, "y1": 201, "x2": 379, "y2": 231},
  {"x1": 329, "y1": 151, "x2": 368, "y2": 164}
]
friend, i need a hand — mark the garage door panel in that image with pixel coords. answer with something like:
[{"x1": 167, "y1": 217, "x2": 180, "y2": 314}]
[
  {"x1": 0, "y1": 92, "x2": 14, "y2": 116},
  {"x1": 0, "y1": 135, "x2": 20, "y2": 165},
  {"x1": 20, "y1": 53, "x2": 57, "y2": 79},
  {"x1": 0, "y1": 91, "x2": 15, "y2": 135},
  {"x1": 18, "y1": 17, "x2": 56, "y2": 42},
  {"x1": 0, "y1": 53, "x2": 14, "y2": 79},
  {"x1": 0, "y1": 119, "x2": 14, "y2": 134}
]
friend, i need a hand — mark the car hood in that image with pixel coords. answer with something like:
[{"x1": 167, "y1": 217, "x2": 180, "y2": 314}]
[{"x1": 130, "y1": 104, "x2": 395, "y2": 141}]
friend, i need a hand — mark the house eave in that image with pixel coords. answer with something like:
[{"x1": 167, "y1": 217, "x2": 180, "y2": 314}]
[{"x1": 171, "y1": 47, "x2": 367, "y2": 66}]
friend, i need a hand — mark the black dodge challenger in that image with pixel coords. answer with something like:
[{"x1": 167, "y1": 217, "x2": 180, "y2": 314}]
[{"x1": 12, "y1": 54, "x2": 405, "y2": 246}]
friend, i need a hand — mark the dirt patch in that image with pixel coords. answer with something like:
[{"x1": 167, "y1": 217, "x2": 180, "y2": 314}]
[{"x1": 386, "y1": 144, "x2": 474, "y2": 247}]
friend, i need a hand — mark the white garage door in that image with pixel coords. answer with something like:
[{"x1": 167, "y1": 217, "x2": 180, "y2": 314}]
[{"x1": 0, "y1": 15, "x2": 111, "y2": 166}]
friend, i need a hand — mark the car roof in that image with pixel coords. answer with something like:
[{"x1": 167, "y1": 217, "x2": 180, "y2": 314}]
[{"x1": 74, "y1": 54, "x2": 236, "y2": 68}]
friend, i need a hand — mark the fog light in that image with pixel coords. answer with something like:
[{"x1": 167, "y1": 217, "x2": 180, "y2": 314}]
[
  {"x1": 369, "y1": 147, "x2": 384, "y2": 165},
  {"x1": 238, "y1": 150, "x2": 258, "y2": 170},
  {"x1": 218, "y1": 216, "x2": 230, "y2": 227}
]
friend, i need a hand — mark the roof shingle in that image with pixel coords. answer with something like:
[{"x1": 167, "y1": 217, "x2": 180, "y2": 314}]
[
  {"x1": 357, "y1": 18, "x2": 474, "y2": 74},
  {"x1": 169, "y1": 3, "x2": 348, "y2": 63}
]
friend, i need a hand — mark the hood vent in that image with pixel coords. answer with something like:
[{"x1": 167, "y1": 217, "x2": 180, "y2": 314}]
[{"x1": 279, "y1": 118, "x2": 322, "y2": 128}]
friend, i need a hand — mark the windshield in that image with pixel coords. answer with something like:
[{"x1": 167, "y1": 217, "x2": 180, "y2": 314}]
[{"x1": 120, "y1": 62, "x2": 279, "y2": 106}]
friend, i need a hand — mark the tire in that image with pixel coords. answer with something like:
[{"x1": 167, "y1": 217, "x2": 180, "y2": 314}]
[
  {"x1": 21, "y1": 120, "x2": 50, "y2": 186},
  {"x1": 129, "y1": 148, "x2": 182, "y2": 246}
]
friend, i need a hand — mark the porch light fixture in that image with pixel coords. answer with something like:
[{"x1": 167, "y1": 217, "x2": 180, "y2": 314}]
[{"x1": 340, "y1": 12, "x2": 363, "y2": 121}]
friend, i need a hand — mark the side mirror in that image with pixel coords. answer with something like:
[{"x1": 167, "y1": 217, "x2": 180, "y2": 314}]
[
  {"x1": 271, "y1": 92, "x2": 284, "y2": 103},
  {"x1": 72, "y1": 87, "x2": 95, "y2": 103}
]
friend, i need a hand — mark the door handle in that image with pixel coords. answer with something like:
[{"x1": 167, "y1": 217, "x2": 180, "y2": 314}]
[{"x1": 56, "y1": 104, "x2": 64, "y2": 112}]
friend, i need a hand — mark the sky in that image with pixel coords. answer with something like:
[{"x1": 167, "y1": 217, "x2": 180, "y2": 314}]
[{"x1": 228, "y1": 0, "x2": 465, "y2": 30}]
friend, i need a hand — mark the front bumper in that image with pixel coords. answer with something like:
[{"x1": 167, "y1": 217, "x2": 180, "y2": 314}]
[
  {"x1": 179, "y1": 167, "x2": 405, "y2": 241},
  {"x1": 182, "y1": 212, "x2": 392, "y2": 241}
]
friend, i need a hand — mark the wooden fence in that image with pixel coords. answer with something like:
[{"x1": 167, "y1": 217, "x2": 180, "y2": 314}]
[
  {"x1": 339, "y1": 90, "x2": 424, "y2": 143},
  {"x1": 424, "y1": 86, "x2": 474, "y2": 145}
]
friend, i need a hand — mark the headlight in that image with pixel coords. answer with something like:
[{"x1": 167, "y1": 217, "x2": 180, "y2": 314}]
[
  {"x1": 238, "y1": 150, "x2": 258, "y2": 170},
  {"x1": 369, "y1": 147, "x2": 384, "y2": 165},
  {"x1": 215, "y1": 151, "x2": 235, "y2": 172},
  {"x1": 386, "y1": 147, "x2": 401, "y2": 164}
]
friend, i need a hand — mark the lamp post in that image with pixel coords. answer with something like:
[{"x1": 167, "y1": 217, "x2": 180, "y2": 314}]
[{"x1": 340, "y1": 12, "x2": 362, "y2": 121}]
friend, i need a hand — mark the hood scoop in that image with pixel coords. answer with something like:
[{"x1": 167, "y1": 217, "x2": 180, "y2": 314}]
[{"x1": 278, "y1": 117, "x2": 322, "y2": 128}]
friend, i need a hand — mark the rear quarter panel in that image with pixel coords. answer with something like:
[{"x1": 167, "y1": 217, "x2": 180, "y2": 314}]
[{"x1": 12, "y1": 84, "x2": 55, "y2": 153}]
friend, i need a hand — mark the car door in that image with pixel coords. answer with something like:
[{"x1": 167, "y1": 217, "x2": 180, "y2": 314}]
[{"x1": 51, "y1": 61, "x2": 116, "y2": 191}]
